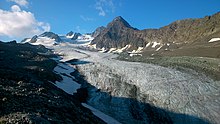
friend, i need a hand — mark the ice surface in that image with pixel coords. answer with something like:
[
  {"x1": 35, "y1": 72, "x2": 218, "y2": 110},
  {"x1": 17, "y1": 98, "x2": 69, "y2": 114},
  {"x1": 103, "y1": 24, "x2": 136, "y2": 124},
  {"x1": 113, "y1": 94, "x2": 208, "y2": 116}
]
[{"x1": 82, "y1": 103, "x2": 121, "y2": 124}]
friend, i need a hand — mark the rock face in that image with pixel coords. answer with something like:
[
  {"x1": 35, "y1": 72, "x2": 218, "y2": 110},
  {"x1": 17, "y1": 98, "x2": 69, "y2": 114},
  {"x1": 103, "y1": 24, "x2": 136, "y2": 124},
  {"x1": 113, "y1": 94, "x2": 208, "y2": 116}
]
[
  {"x1": 91, "y1": 12, "x2": 220, "y2": 57},
  {"x1": 91, "y1": 16, "x2": 140, "y2": 49},
  {"x1": 0, "y1": 41, "x2": 105, "y2": 124},
  {"x1": 71, "y1": 33, "x2": 82, "y2": 40},
  {"x1": 29, "y1": 35, "x2": 38, "y2": 43},
  {"x1": 66, "y1": 31, "x2": 82, "y2": 40},
  {"x1": 92, "y1": 26, "x2": 106, "y2": 38},
  {"x1": 66, "y1": 31, "x2": 74, "y2": 37}
]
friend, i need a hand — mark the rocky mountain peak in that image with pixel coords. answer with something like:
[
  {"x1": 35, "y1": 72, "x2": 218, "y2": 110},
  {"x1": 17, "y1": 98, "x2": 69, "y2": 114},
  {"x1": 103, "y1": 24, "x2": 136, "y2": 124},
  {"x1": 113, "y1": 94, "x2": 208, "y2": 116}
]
[
  {"x1": 107, "y1": 16, "x2": 134, "y2": 29},
  {"x1": 39, "y1": 32, "x2": 62, "y2": 42},
  {"x1": 92, "y1": 12, "x2": 220, "y2": 54},
  {"x1": 66, "y1": 31, "x2": 74, "y2": 36}
]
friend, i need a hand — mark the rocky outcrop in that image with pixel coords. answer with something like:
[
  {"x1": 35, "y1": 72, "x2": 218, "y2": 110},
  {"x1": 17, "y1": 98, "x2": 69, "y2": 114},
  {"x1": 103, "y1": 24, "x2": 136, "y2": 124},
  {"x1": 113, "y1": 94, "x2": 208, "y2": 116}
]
[
  {"x1": 0, "y1": 41, "x2": 105, "y2": 124},
  {"x1": 71, "y1": 33, "x2": 82, "y2": 40},
  {"x1": 66, "y1": 31, "x2": 74, "y2": 37},
  {"x1": 92, "y1": 26, "x2": 106, "y2": 38}
]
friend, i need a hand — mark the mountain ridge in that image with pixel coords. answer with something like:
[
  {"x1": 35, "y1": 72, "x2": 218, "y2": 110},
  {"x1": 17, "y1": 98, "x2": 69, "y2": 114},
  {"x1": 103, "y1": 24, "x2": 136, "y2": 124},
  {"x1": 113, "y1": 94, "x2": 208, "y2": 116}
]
[{"x1": 91, "y1": 12, "x2": 220, "y2": 57}]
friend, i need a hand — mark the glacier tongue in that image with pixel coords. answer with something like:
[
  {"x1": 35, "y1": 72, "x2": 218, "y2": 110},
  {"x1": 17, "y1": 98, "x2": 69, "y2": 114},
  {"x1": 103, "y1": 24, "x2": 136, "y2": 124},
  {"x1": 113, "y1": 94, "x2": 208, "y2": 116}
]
[
  {"x1": 45, "y1": 42, "x2": 219, "y2": 124},
  {"x1": 72, "y1": 45, "x2": 219, "y2": 124}
]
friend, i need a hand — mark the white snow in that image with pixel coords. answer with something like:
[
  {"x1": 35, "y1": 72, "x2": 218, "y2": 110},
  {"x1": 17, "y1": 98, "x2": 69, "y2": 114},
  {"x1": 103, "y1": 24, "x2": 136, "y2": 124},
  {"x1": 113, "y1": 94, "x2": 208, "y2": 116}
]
[
  {"x1": 208, "y1": 38, "x2": 220, "y2": 43},
  {"x1": 145, "y1": 42, "x2": 151, "y2": 48},
  {"x1": 52, "y1": 43, "x2": 89, "y2": 62},
  {"x1": 31, "y1": 37, "x2": 57, "y2": 47},
  {"x1": 22, "y1": 37, "x2": 56, "y2": 47},
  {"x1": 77, "y1": 34, "x2": 94, "y2": 42},
  {"x1": 54, "y1": 63, "x2": 80, "y2": 94},
  {"x1": 82, "y1": 103, "x2": 121, "y2": 124},
  {"x1": 129, "y1": 53, "x2": 142, "y2": 57},
  {"x1": 66, "y1": 34, "x2": 74, "y2": 39},
  {"x1": 23, "y1": 38, "x2": 31, "y2": 43},
  {"x1": 105, "y1": 45, "x2": 131, "y2": 53},
  {"x1": 152, "y1": 42, "x2": 160, "y2": 48},
  {"x1": 108, "y1": 48, "x2": 117, "y2": 53},
  {"x1": 89, "y1": 44, "x2": 97, "y2": 49},
  {"x1": 127, "y1": 47, "x2": 144, "y2": 56},
  {"x1": 114, "y1": 45, "x2": 131, "y2": 53},
  {"x1": 99, "y1": 47, "x2": 107, "y2": 53},
  {"x1": 156, "y1": 45, "x2": 163, "y2": 51},
  {"x1": 136, "y1": 47, "x2": 144, "y2": 53}
]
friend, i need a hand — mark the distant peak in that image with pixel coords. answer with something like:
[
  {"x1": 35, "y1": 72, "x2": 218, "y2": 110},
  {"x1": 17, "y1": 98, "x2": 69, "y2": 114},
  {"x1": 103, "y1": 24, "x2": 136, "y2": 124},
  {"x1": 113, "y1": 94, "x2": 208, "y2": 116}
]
[{"x1": 66, "y1": 31, "x2": 74, "y2": 36}]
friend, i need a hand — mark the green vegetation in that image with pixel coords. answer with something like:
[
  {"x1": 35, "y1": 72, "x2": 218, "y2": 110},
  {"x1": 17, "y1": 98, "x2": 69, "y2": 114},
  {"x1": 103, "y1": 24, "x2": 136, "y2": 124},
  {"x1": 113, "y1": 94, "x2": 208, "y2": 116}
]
[{"x1": 117, "y1": 53, "x2": 220, "y2": 80}]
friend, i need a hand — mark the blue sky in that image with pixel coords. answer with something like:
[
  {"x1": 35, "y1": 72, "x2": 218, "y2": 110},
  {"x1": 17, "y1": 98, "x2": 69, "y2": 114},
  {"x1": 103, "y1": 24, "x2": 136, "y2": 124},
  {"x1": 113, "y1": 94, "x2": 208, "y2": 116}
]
[{"x1": 0, "y1": 0, "x2": 220, "y2": 41}]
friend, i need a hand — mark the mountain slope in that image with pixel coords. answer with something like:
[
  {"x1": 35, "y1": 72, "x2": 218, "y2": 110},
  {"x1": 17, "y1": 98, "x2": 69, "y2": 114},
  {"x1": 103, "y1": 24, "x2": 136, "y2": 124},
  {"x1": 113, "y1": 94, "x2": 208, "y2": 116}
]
[
  {"x1": 0, "y1": 41, "x2": 105, "y2": 124},
  {"x1": 91, "y1": 12, "x2": 220, "y2": 58}
]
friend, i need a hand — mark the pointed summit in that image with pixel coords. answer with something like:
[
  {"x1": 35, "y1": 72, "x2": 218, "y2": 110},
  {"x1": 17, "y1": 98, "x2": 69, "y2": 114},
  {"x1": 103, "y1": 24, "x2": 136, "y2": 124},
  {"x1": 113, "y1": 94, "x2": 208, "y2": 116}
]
[
  {"x1": 107, "y1": 16, "x2": 134, "y2": 29},
  {"x1": 113, "y1": 16, "x2": 126, "y2": 21}
]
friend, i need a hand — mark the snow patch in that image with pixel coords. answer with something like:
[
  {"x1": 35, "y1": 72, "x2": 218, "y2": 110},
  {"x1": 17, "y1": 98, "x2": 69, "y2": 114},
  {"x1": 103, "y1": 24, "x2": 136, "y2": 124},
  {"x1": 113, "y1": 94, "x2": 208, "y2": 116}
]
[
  {"x1": 23, "y1": 38, "x2": 31, "y2": 43},
  {"x1": 105, "y1": 45, "x2": 132, "y2": 53},
  {"x1": 145, "y1": 42, "x2": 151, "y2": 48},
  {"x1": 128, "y1": 47, "x2": 144, "y2": 54},
  {"x1": 99, "y1": 47, "x2": 107, "y2": 53},
  {"x1": 209, "y1": 38, "x2": 220, "y2": 43},
  {"x1": 54, "y1": 63, "x2": 80, "y2": 94},
  {"x1": 90, "y1": 44, "x2": 97, "y2": 49},
  {"x1": 152, "y1": 42, "x2": 160, "y2": 48},
  {"x1": 129, "y1": 53, "x2": 142, "y2": 57},
  {"x1": 136, "y1": 47, "x2": 144, "y2": 53},
  {"x1": 108, "y1": 48, "x2": 117, "y2": 53},
  {"x1": 156, "y1": 46, "x2": 163, "y2": 51},
  {"x1": 66, "y1": 34, "x2": 74, "y2": 39},
  {"x1": 82, "y1": 103, "x2": 121, "y2": 124},
  {"x1": 114, "y1": 45, "x2": 131, "y2": 53}
]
